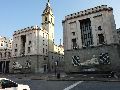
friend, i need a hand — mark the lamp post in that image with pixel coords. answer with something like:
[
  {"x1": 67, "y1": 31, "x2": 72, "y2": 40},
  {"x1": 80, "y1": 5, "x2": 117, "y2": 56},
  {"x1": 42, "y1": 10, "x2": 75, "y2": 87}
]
[
  {"x1": 54, "y1": 61, "x2": 57, "y2": 76},
  {"x1": 36, "y1": 28, "x2": 39, "y2": 73}
]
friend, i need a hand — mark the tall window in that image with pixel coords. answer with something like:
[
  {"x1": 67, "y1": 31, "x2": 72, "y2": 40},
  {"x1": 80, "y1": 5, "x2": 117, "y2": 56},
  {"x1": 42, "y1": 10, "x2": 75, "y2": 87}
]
[
  {"x1": 28, "y1": 47, "x2": 30, "y2": 53},
  {"x1": 1, "y1": 43, "x2": 3, "y2": 46},
  {"x1": 8, "y1": 52, "x2": 11, "y2": 57},
  {"x1": 52, "y1": 56, "x2": 54, "y2": 59},
  {"x1": 43, "y1": 33, "x2": 44, "y2": 38},
  {"x1": 29, "y1": 41, "x2": 31, "y2": 45},
  {"x1": 0, "y1": 53, "x2": 2, "y2": 58},
  {"x1": 51, "y1": 18, "x2": 52, "y2": 23},
  {"x1": 72, "y1": 38, "x2": 77, "y2": 49},
  {"x1": 4, "y1": 52, "x2": 6, "y2": 57},
  {"x1": 45, "y1": 16, "x2": 47, "y2": 21},
  {"x1": 80, "y1": 18, "x2": 93, "y2": 47},
  {"x1": 98, "y1": 34, "x2": 104, "y2": 44},
  {"x1": 43, "y1": 48, "x2": 44, "y2": 53},
  {"x1": 43, "y1": 40, "x2": 45, "y2": 45}
]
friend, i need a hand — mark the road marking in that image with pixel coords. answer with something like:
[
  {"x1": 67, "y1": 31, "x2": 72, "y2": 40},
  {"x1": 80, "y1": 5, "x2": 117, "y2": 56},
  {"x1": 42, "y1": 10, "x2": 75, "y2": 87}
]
[{"x1": 63, "y1": 81, "x2": 83, "y2": 90}]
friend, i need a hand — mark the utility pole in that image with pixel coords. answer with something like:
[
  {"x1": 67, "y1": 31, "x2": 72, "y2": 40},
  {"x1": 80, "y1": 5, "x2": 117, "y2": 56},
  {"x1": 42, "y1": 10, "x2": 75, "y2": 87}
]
[
  {"x1": 60, "y1": 39, "x2": 61, "y2": 45},
  {"x1": 54, "y1": 61, "x2": 57, "y2": 76},
  {"x1": 36, "y1": 26, "x2": 39, "y2": 73}
]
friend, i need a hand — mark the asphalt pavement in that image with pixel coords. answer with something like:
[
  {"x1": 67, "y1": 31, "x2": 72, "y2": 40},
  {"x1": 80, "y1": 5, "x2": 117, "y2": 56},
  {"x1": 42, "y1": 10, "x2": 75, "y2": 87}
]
[
  {"x1": 13, "y1": 79, "x2": 120, "y2": 90},
  {"x1": 1, "y1": 73, "x2": 120, "y2": 90}
]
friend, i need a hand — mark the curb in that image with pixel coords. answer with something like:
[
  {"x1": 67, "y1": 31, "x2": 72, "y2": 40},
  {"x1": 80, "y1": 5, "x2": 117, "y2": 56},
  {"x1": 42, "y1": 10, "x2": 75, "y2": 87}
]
[
  {"x1": 29, "y1": 77, "x2": 120, "y2": 82},
  {"x1": 47, "y1": 79, "x2": 120, "y2": 82}
]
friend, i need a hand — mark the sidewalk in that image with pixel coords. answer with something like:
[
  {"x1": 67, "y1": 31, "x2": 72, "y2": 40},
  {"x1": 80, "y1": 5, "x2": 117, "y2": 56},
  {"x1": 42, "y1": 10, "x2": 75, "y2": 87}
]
[
  {"x1": 46, "y1": 74, "x2": 120, "y2": 82},
  {"x1": 0, "y1": 73, "x2": 120, "y2": 82}
]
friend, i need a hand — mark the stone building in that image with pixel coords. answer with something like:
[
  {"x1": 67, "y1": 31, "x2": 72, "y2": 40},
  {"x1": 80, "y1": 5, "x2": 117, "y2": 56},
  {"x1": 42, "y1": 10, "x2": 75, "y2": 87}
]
[
  {"x1": 9, "y1": 1, "x2": 64, "y2": 73},
  {"x1": 62, "y1": 5, "x2": 120, "y2": 73},
  {"x1": 0, "y1": 36, "x2": 12, "y2": 49},
  {"x1": 12, "y1": 26, "x2": 48, "y2": 57},
  {"x1": 0, "y1": 36, "x2": 12, "y2": 73},
  {"x1": 49, "y1": 44, "x2": 64, "y2": 72},
  {"x1": 117, "y1": 28, "x2": 120, "y2": 43}
]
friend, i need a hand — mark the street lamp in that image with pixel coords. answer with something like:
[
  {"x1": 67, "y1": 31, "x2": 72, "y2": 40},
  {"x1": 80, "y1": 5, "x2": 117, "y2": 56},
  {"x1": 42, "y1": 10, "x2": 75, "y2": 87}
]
[{"x1": 54, "y1": 61, "x2": 57, "y2": 76}]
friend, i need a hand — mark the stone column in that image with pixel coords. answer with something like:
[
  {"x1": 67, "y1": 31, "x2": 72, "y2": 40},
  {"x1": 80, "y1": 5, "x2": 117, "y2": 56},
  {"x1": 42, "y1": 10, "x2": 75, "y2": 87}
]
[{"x1": 76, "y1": 20, "x2": 82, "y2": 49}]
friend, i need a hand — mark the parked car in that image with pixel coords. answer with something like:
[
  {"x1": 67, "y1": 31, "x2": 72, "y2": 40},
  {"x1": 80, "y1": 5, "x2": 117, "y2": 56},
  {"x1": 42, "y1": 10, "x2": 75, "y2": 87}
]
[{"x1": 0, "y1": 78, "x2": 30, "y2": 90}]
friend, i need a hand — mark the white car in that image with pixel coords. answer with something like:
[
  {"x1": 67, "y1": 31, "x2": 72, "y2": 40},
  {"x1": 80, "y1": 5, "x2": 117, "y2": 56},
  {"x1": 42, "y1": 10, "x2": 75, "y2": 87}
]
[{"x1": 0, "y1": 78, "x2": 30, "y2": 90}]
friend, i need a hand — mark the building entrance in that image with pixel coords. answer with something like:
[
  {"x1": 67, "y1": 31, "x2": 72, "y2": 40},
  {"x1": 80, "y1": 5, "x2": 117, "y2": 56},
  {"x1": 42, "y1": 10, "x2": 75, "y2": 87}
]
[{"x1": 0, "y1": 61, "x2": 10, "y2": 73}]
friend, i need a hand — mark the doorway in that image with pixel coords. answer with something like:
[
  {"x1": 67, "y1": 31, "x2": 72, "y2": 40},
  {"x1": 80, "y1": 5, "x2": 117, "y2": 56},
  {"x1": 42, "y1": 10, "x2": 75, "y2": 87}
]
[{"x1": 0, "y1": 61, "x2": 10, "y2": 73}]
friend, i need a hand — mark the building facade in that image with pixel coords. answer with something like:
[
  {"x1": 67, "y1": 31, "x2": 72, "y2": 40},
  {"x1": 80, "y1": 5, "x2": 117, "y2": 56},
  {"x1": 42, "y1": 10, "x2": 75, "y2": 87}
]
[
  {"x1": 9, "y1": 1, "x2": 64, "y2": 73},
  {"x1": 12, "y1": 26, "x2": 48, "y2": 57},
  {"x1": 117, "y1": 28, "x2": 120, "y2": 43},
  {"x1": 49, "y1": 44, "x2": 64, "y2": 72},
  {"x1": 0, "y1": 36, "x2": 12, "y2": 73},
  {"x1": 63, "y1": 5, "x2": 118, "y2": 50},
  {"x1": 62, "y1": 5, "x2": 120, "y2": 73},
  {"x1": 0, "y1": 36, "x2": 12, "y2": 49}
]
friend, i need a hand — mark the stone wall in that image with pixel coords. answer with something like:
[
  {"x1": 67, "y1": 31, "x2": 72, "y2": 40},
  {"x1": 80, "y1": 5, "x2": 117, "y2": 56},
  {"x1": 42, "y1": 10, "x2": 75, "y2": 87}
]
[
  {"x1": 9, "y1": 55, "x2": 48, "y2": 73},
  {"x1": 64, "y1": 44, "x2": 120, "y2": 73}
]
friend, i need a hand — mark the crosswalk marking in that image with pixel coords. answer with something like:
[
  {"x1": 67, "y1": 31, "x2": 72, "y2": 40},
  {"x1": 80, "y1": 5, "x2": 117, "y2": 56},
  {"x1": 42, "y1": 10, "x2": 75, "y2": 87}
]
[{"x1": 63, "y1": 81, "x2": 83, "y2": 90}]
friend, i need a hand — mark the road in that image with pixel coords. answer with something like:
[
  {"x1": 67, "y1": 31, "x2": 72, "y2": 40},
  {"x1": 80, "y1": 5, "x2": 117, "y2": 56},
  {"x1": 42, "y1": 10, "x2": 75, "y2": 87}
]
[{"x1": 11, "y1": 79, "x2": 120, "y2": 90}]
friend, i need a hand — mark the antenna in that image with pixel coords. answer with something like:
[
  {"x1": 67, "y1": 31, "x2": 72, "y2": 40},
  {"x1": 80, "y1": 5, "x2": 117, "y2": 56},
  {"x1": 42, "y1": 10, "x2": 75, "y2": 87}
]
[{"x1": 60, "y1": 39, "x2": 61, "y2": 45}]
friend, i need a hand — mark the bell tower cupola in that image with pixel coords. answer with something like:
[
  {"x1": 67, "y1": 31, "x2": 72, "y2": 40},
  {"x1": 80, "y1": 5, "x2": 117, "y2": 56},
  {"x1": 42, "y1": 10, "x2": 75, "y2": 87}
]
[{"x1": 42, "y1": 0, "x2": 54, "y2": 27}]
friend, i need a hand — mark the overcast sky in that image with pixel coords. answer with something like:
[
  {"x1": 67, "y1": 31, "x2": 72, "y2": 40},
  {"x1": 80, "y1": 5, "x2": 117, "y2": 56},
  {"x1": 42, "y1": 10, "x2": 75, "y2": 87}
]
[{"x1": 0, "y1": 0, "x2": 119, "y2": 45}]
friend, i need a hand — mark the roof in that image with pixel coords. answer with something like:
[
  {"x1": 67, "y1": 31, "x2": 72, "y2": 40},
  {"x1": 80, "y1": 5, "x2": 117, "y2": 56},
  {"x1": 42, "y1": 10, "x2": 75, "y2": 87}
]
[
  {"x1": 43, "y1": 2, "x2": 53, "y2": 14},
  {"x1": 62, "y1": 5, "x2": 113, "y2": 23}
]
